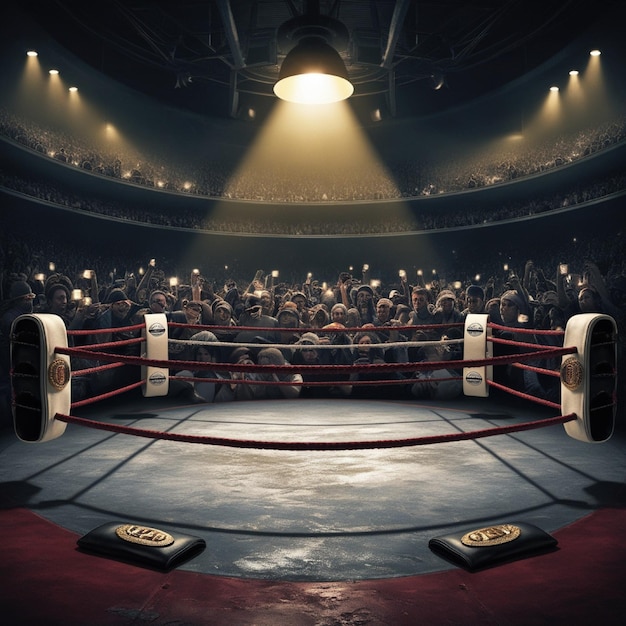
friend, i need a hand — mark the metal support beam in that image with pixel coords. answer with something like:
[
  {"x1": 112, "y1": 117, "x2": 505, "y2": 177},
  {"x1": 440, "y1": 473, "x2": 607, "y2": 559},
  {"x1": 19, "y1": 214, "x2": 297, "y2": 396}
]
[
  {"x1": 381, "y1": 0, "x2": 411, "y2": 69},
  {"x1": 386, "y1": 68, "x2": 396, "y2": 117},
  {"x1": 229, "y1": 70, "x2": 239, "y2": 118},
  {"x1": 216, "y1": 0, "x2": 246, "y2": 70}
]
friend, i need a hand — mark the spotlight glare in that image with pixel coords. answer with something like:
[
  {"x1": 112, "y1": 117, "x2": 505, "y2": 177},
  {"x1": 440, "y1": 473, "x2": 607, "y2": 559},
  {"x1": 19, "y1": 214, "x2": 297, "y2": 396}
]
[
  {"x1": 590, "y1": 49, "x2": 601, "y2": 56},
  {"x1": 69, "y1": 86, "x2": 78, "y2": 92},
  {"x1": 26, "y1": 50, "x2": 38, "y2": 57},
  {"x1": 49, "y1": 69, "x2": 59, "y2": 75},
  {"x1": 569, "y1": 70, "x2": 579, "y2": 76},
  {"x1": 274, "y1": 72, "x2": 353, "y2": 105},
  {"x1": 549, "y1": 86, "x2": 559, "y2": 92}
]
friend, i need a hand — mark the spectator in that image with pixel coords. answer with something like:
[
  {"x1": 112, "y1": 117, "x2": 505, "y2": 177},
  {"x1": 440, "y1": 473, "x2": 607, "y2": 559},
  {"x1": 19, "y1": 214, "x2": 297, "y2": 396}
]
[
  {"x1": 350, "y1": 330, "x2": 406, "y2": 399},
  {"x1": 354, "y1": 284, "x2": 376, "y2": 325},
  {"x1": 173, "y1": 330, "x2": 235, "y2": 403},
  {"x1": 410, "y1": 338, "x2": 463, "y2": 401},
  {"x1": 291, "y1": 332, "x2": 351, "y2": 398},
  {"x1": 432, "y1": 289, "x2": 465, "y2": 336},
  {"x1": 70, "y1": 288, "x2": 140, "y2": 395},
  {"x1": 36, "y1": 281, "x2": 72, "y2": 326},
  {"x1": 330, "y1": 303, "x2": 348, "y2": 325},
  {"x1": 409, "y1": 287, "x2": 436, "y2": 338},
  {"x1": 499, "y1": 289, "x2": 531, "y2": 329},
  {"x1": 210, "y1": 300, "x2": 238, "y2": 342},
  {"x1": 463, "y1": 285, "x2": 486, "y2": 316},
  {"x1": 255, "y1": 347, "x2": 302, "y2": 399},
  {"x1": 148, "y1": 290, "x2": 171, "y2": 315},
  {"x1": 289, "y1": 291, "x2": 310, "y2": 326},
  {"x1": 227, "y1": 346, "x2": 262, "y2": 401},
  {"x1": 274, "y1": 307, "x2": 302, "y2": 358}
]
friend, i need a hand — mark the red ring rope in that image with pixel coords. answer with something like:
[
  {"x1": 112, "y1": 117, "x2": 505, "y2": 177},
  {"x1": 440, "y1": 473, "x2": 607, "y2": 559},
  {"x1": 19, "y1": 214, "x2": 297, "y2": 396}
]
[
  {"x1": 486, "y1": 380, "x2": 562, "y2": 410},
  {"x1": 488, "y1": 322, "x2": 565, "y2": 336},
  {"x1": 56, "y1": 344, "x2": 576, "y2": 374},
  {"x1": 56, "y1": 318, "x2": 579, "y2": 449},
  {"x1": 70, "y1": 381, "x2": 145, "y2": 408},
  {"x1": 54, "y1": 412, "x2": 577, "y2": 450}
]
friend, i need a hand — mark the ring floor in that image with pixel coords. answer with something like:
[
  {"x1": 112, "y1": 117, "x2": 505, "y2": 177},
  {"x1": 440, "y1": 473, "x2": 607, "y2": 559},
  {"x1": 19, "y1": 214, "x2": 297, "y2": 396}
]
[{"x1": 2, "y1": 392, "x2": 625, "y2": 582}]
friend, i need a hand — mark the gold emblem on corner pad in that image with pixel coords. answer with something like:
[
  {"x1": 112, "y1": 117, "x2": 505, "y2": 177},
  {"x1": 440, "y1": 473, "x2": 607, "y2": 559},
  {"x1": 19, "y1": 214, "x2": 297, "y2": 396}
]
[
  {"x1": 48, "y1": 358, "x2": 70, "y2": 390},
  {"x1": 115, "y1": 524, "x2": 174, "y2": 547},
  {"x1": 560, "y1": 356, "x2": 583, "y2": 391},
  {"x1": 461, "y1": 523, "x2": 521, "y2": 547}
]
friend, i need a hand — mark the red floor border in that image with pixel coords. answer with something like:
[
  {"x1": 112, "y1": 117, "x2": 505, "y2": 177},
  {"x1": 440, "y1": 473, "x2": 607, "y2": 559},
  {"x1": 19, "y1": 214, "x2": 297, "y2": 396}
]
[{"x1": 1, "y1": 506, "x2": 625, "y2": 625}]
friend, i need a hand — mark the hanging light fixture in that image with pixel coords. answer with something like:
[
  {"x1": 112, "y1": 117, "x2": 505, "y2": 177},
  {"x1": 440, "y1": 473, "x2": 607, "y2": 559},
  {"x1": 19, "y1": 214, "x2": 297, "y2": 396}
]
[
  {"x1": 274, "y1": 36, "x2": 353, "y2": 104},
  {"x1": 273, "y1": 4, "x2": 353, "y2": 105}
]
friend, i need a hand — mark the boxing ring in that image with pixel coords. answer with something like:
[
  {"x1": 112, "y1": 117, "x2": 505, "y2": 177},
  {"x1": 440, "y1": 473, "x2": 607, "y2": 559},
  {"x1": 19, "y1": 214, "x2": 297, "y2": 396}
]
[{"x1": 3, "y1": 311, "x2": 622, "y2": 580}]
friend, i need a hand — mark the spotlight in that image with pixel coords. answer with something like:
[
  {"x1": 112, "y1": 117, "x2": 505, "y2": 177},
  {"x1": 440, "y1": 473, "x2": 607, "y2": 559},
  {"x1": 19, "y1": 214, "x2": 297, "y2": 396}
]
[
  {"x1": 274, "y1": 9, "x2": 353, "y2": 105},
  {"x1": 370, "y1": 108, "x2": 382, "y2": 122},
  {"x1": 590, "y1": 49, "x2": 601, "y2": 56},
  {"x1": 274, "y1": 36, "x2": 353, "y2": 104},
  {"x1": 430, "y1": 73, "x2": 446, "y2": 90}
]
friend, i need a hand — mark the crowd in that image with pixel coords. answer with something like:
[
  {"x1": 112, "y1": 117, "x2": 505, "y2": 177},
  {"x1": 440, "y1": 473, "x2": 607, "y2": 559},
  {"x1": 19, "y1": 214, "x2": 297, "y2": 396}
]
[
  {"x1": 1, "y1": 100, "x2": 625, "y2": 426},
  {"x1": 2, "y1": 246, "x2": 624, "y2": 424},
  {"x1": 1, "y1": 164, "x2": 625, "y2": 237},
  {"x1": 2, "y1": 105, "x2": 625, "y2": 204}
]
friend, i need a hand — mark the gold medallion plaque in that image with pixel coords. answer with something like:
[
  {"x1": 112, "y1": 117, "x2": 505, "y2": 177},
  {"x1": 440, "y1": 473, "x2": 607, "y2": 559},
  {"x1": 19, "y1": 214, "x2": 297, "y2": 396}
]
[
  {"x1": 461, "y1": 524, "x2": 521, "y2": 547},
  {"x1": 115, "y1": 524, "x2": 174, "y2": 547}
]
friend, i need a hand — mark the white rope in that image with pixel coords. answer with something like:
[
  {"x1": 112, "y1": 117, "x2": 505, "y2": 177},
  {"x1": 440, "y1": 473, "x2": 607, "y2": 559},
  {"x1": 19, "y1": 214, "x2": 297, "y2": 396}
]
[{"x1": 167, "y1": 337, "x2": 465, "y2": 351}]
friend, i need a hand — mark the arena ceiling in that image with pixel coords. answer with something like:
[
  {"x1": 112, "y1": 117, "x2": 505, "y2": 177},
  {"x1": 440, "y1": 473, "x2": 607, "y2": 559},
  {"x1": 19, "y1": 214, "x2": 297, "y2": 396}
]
[{"x1": 14, "y1": 0, "x2": 624, "y2": 121}]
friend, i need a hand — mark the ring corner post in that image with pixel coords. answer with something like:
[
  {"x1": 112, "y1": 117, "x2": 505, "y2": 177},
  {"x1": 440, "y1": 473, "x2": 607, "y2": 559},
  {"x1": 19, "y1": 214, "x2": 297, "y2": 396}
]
[
  {"x1": 561, "y1": 313, "x2": 617, "y2": 443},
  {"x1": 142, "y1": 313, "x2": 169, "y2": 397},
  {"x1": 463, "y1": 314, "x2": 492, "y2": 398},
  {"x1": 10, "y1": 313, "x2": 70, "y2": 443}
]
